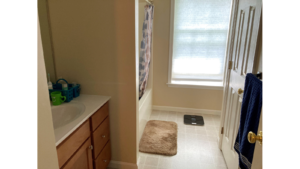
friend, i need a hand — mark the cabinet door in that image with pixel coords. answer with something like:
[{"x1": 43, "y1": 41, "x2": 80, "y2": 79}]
[
  {"x1": 62, "y1": 138, "x2": 93, "y2": 169},
  {"x1": 57, "y1": 120, "x2": 90, "y2": 168}
]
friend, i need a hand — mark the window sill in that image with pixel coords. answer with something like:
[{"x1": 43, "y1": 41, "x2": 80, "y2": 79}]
[{"x1": 167, "y1": 81, "x2": 224, "y2": 90}]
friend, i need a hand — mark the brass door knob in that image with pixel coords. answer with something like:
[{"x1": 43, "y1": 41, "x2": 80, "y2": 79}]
[
  {"x1": 248, "y1": 131, "x2": 262, "y2": 145},
  {"x1": 238, "y1": 88, "x2": 244, "y2": 94}
]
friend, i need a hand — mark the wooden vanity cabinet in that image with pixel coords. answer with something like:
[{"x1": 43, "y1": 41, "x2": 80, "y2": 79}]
[{"x1": 56, "y1": 101, "x2": 111, "y2": 169}]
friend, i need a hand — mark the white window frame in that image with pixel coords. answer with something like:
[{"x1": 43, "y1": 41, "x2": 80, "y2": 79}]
[{"x1": 167, "y1": 0, "x2": 228, "y2": 90}]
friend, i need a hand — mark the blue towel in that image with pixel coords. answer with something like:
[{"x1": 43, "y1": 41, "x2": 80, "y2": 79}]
[{"x1": 234, "y1": 73, "x2": 262, "y2": 169}]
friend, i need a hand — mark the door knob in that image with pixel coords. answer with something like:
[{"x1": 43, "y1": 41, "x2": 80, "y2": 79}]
[
  {"x1": 238, "y1": 88, "x2": 244, "y2": 94},
  {"x1": 248, "y1": 131, "x2": 262, "y2": 145}
]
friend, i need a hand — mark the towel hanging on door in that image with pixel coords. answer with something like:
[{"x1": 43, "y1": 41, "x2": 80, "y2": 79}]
[{"x1": 234, "y1": 73, "x2": 262, "y2": 169}]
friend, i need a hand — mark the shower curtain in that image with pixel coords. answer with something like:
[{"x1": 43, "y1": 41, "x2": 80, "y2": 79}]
[{"x1": 139, "y1": 5, "x2": 154, "y2": 99}]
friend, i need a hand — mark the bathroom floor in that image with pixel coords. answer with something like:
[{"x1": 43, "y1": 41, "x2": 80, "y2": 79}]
[{"x1": 138, "y1": 110, "x2": 227, "y2": 169}]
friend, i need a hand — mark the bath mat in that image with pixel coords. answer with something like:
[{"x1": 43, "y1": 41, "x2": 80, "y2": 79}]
[{"x1": 139, "y1": 120, "x2": 177, "y2": 156}]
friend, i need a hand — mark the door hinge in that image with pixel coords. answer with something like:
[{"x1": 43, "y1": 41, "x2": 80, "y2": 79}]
[
  {"x1": 221, "y1": 127, "x2": 224, "y2": 134},
  {"x1": 228, "y1": 61, "x2": 233, "y2": 70}
]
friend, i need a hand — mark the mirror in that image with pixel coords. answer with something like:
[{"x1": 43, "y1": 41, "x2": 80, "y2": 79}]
[{"x1": 38, "y1": 0, "x2": 56, "y2": 83}]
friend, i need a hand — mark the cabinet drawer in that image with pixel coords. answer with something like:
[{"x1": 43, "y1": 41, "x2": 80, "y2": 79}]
[
  {"x1": 91, "y1": 102, "x2": 109, "y2": 131},
  {"x1": 57, "y1": 120, "x2": 90, "y2": 168},
  {"x1": 92, "y1": 117, "x2": 110, "y2": 158},
  {"x1": 94, "y1": 141, "x2": 111, "y2": 169}
]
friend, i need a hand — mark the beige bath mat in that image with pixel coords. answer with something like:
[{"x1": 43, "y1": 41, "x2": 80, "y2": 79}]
[{"x1": 139, "y1": 120, "x2": 178, "y2": 156}]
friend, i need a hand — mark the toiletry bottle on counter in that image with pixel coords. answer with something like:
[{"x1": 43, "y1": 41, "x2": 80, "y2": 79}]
[
  {"x1": 48, "y1": 82, "x2": 53, "y2": 89},
  {"x1": 48, "y1": 73, "x2": 53, "y2": 89},
  {"x1": 62, "y1": 83, "x2": 68, "y2": 90},
  {"x1": 58, "y1": 77, "x2": 68, "y2": 90}
]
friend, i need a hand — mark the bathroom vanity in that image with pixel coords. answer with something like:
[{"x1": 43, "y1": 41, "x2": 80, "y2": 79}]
[{"x1": 52, "y1": 95, "x2": 111, "y2": 169}]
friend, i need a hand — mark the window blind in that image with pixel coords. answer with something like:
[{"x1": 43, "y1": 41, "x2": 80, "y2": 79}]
[{"x1": 172, "y1": 0, "x2": 231, "y2": 82}]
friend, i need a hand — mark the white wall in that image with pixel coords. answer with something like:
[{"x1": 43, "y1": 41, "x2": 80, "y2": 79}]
[
  {"x1": 135, "y1": 0, "x2": 140, "y2": 166},
  {"x1": 38, "y1": 19, "x2": 59, "y2": 169}
]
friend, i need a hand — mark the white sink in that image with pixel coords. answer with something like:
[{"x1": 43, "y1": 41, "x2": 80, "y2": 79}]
[{"x1": 51, "y1": 102, "x2": 85, "y2": 129}]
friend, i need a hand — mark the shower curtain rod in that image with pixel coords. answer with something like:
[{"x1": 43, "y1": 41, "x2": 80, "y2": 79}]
[{"x1": 145, "y1": 0, "x2": 153, "y2": 5}]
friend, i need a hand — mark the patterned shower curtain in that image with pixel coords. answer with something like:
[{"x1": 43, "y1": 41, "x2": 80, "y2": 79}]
[{"x1": 139, "y1": 5, "x2": 154, "y2": 99}]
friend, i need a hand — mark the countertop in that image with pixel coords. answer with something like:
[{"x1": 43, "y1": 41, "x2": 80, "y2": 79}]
[{"x1": 53, "y1": 94, "x2": 111, "y2": 146}]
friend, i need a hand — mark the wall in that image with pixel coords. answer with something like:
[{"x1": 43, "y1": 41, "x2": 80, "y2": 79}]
[
  {"x1": 47, "y1": 0, "x2": 138, "y2": 165},
  {"x1": 38, "y1": 0, "x2": 56, "y2": 82},
  {"x1": 152, "y1": 0, "x2": 223, "y2": 111},
  {"x1": 38, "y1": 20, "x2": 59, "y2": 169},
  {"x1": 135, "y1": 0, "x2": 141, "y2": 165}
]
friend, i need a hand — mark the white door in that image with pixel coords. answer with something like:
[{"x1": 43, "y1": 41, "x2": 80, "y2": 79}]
[{"x1": 221, "y1": 0, "x2": 262, "y2": 169}]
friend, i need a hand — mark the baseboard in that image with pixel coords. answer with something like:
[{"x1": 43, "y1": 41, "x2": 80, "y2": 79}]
[
  {"x1": 107, "y1": 160, "x2": 138, "y2": 169},
  {"x1": 152, "y1": 105, "x2": 221, "y2": 115}
]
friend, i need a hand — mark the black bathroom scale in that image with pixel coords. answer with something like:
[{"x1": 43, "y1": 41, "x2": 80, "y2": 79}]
[{"x1": 184, "y1": 115, "x2": 204, "y2": 126}]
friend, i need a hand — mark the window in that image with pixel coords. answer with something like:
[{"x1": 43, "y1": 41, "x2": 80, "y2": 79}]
[{"x1": 168, "y1": 0, "x2": 232, "y2": 90}]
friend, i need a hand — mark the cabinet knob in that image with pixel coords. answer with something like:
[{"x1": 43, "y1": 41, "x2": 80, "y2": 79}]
[
  {"x1": 103, "y1": 160, "x2": 107, "y2": 163},
  {"x1": 89, "y1": 145, "x2": 94, "y2": 150},
  {"x1": 102, "y1": 135, "x2": 106, "y2": 138}
]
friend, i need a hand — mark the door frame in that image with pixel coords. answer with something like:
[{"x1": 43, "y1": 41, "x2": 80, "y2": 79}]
[{"x1": 218, "y1": 0, "x2": 262, "y2": 150}]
